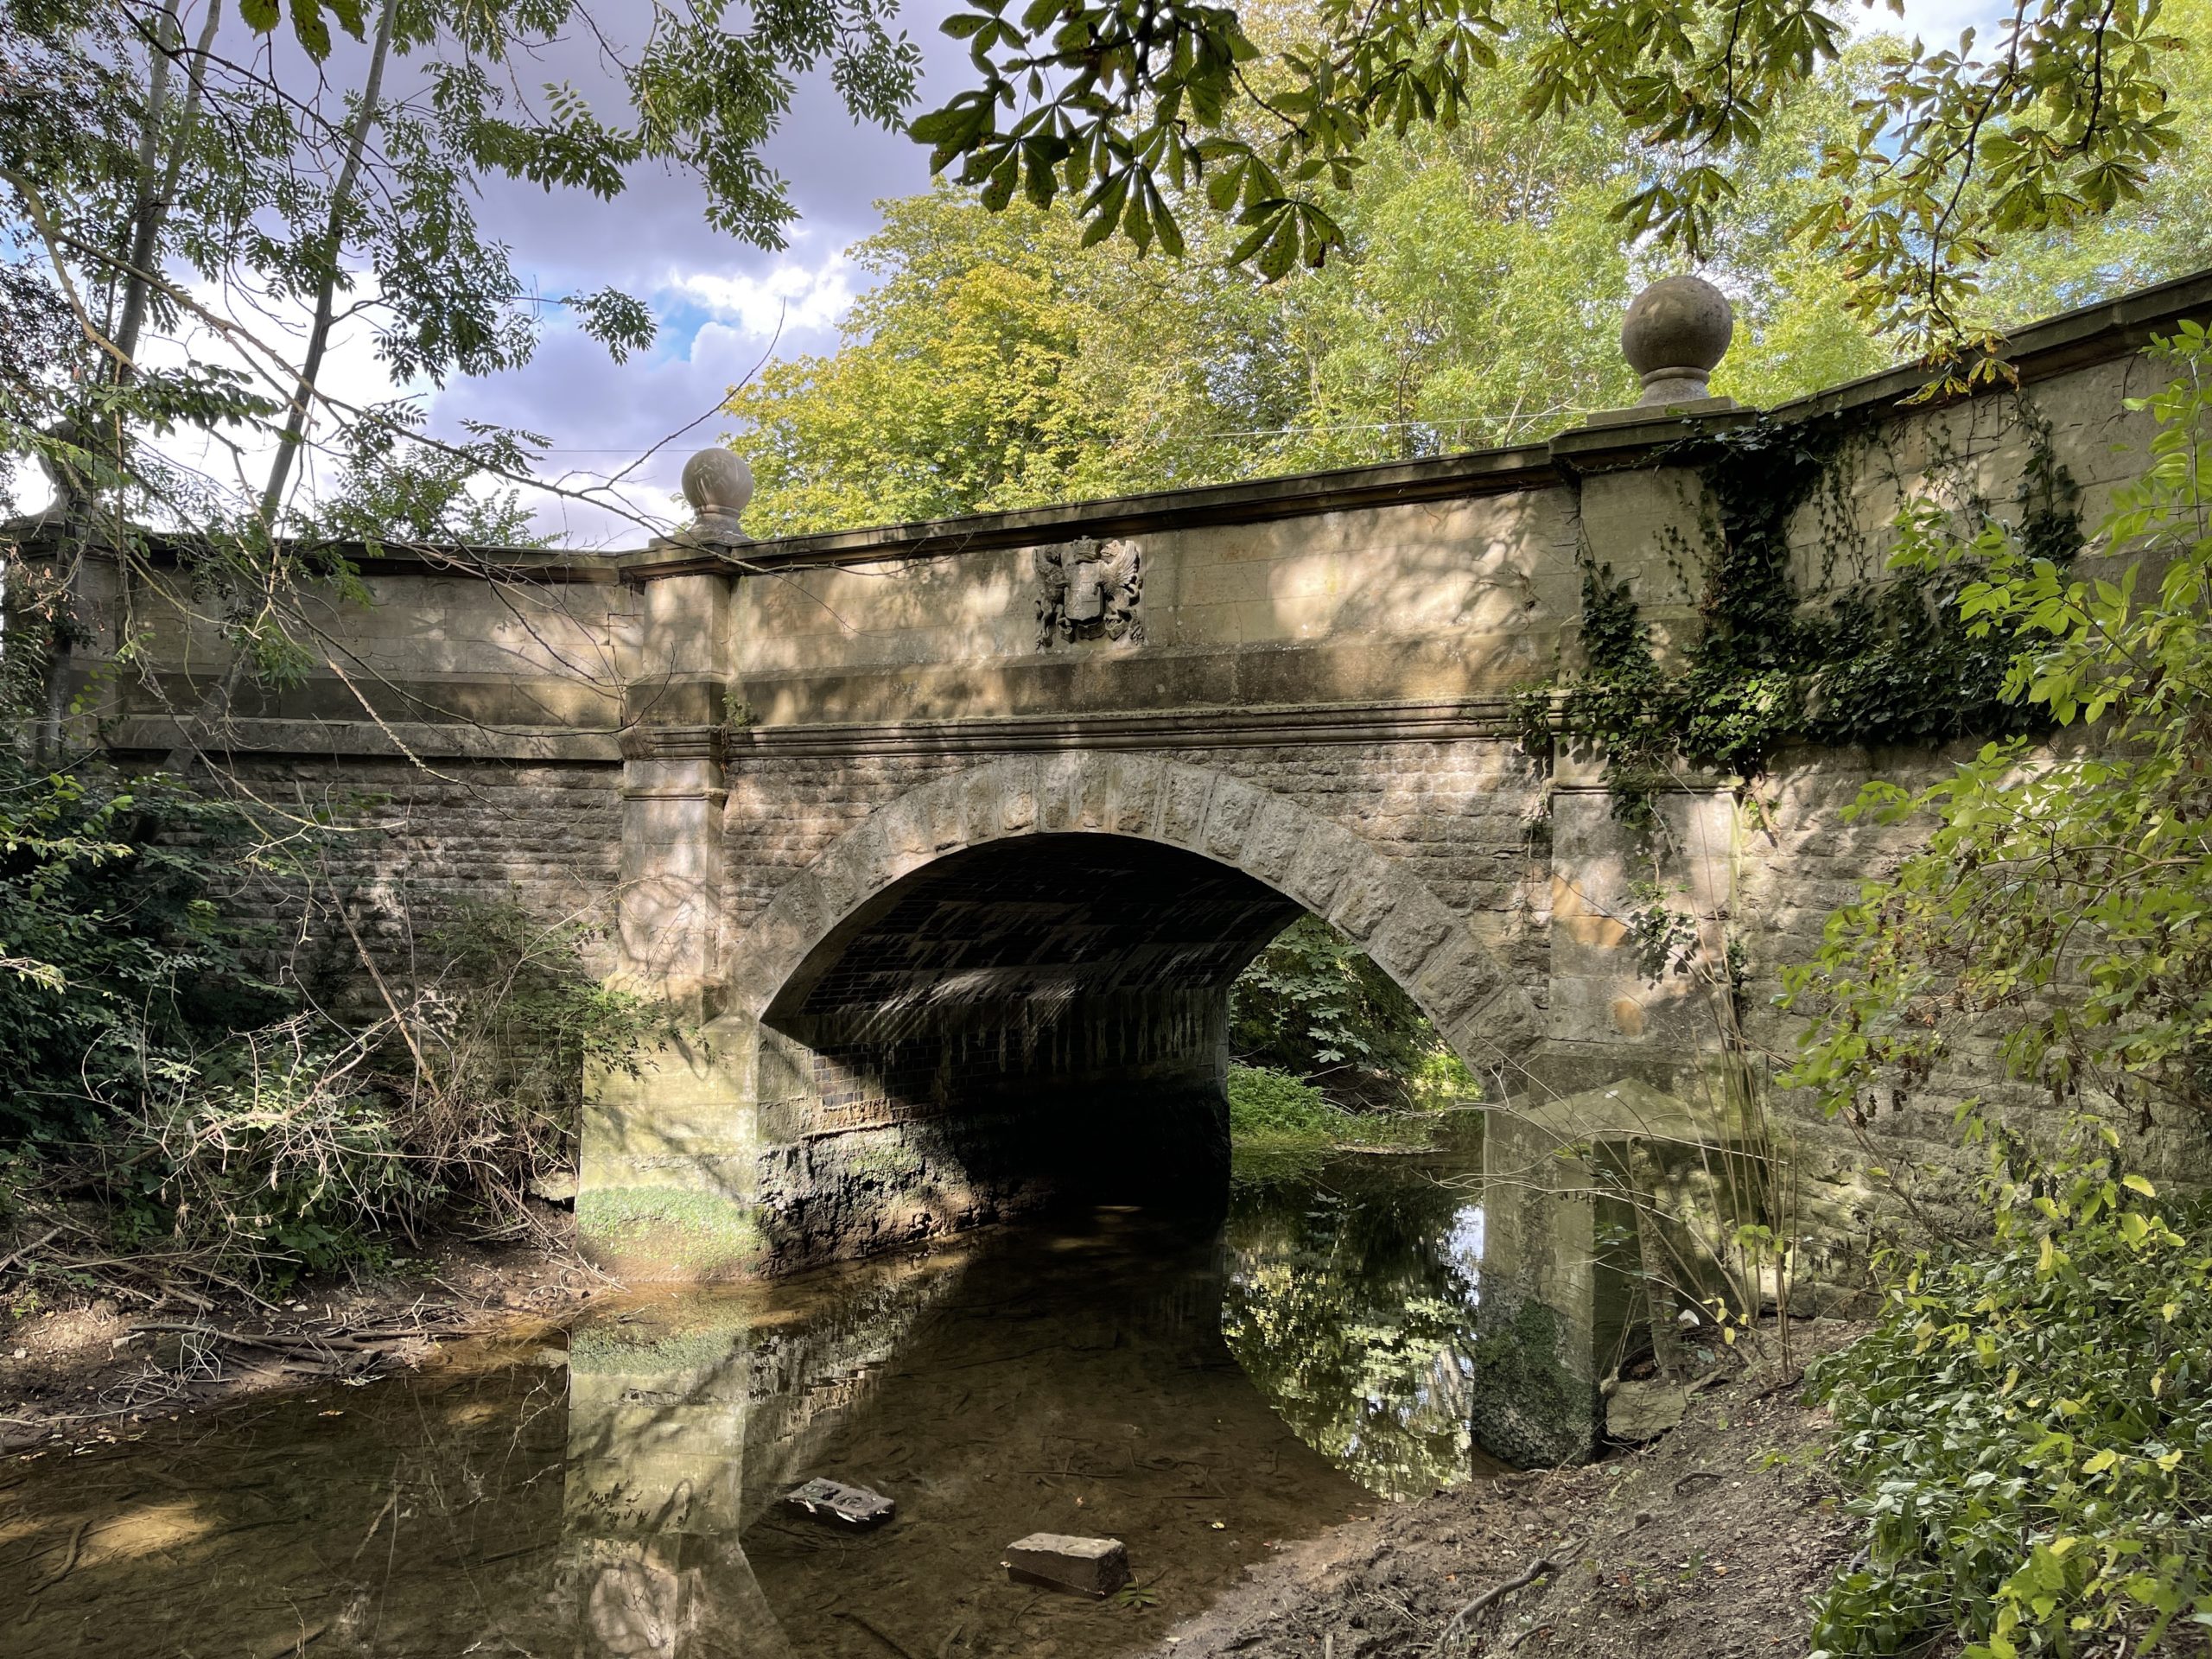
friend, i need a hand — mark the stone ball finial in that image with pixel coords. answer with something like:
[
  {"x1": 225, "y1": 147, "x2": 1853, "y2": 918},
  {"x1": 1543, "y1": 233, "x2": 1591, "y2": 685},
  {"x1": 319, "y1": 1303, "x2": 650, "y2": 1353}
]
[
  {"x1": 1621, "y1": 275, "x2": 1734, "y2": 408},
  {"x1": 680, "y1": 447, "x2": 753, "y2": 543}
]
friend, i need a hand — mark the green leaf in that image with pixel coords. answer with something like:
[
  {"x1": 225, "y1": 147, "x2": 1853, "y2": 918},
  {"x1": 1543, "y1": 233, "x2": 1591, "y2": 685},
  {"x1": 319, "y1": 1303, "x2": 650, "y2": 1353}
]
[{"x1": 289, "y1": 0, "x2": 333, "y2": 59}]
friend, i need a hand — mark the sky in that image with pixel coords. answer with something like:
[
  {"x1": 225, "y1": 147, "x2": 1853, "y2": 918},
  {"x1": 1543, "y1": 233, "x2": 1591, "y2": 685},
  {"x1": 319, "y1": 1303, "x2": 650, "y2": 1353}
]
[
  {"x1": 23, "y1": 0, "x2": 2007, "y2": 548},
  {"x1": 327, "y1": 0, "x2": 979, "y2": 549}
]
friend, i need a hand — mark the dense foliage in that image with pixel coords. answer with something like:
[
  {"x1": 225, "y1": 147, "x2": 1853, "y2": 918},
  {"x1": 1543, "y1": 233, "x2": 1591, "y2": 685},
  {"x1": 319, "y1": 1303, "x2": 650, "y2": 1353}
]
[
  {"x1": 1224, "y1": 1062, "x2": 1432, "y2": 1164},
  {"x1": 730, "y1": 99, "x2": 1651, "y2": 533},
  {"x1": 0, "y1": 752, "x2": 671, "y2": 1279},
  {"x1": 1229, "y1": 916, "x2": 1475, "y2": 1111},
  {"x1": 920, "y1": 0, "x2": 2193, "y2": 375},
  {"x1": 1811, "y1": 1132, "x2": 2212, "y2": 1658},
  {"x1": 0, "y1": 755, "x2": 289, "y2": 1148}
]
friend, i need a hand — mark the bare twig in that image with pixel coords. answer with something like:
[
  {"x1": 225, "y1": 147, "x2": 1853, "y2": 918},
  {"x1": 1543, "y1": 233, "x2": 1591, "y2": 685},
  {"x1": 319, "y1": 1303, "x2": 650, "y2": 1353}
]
[{"x1": 836, "y1": 1611, "x2": 924, "y2": 1659}]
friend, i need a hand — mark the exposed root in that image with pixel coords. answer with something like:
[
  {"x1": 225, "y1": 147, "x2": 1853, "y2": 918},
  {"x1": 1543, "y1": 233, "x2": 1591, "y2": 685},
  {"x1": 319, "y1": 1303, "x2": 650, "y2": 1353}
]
[{"x1": 1433, "y1": 1552, "x2": 1570, "y2": 1651}]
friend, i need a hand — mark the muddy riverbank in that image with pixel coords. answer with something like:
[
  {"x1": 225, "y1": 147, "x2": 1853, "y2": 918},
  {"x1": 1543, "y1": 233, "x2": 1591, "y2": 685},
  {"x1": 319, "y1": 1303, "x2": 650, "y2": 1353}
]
[
  {"x1": 1, "y1": 1218, "x2": 598, "y2": 1453},
  {"x1": 1149, "y1": 1325, "x2": 1864, "y2": 1659}
]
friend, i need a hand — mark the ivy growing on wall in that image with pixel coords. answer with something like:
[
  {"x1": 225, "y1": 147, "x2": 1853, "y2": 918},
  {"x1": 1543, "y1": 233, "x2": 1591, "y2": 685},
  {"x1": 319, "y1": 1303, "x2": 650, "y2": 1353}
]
[{"x1": 1518, "y1": 399, "x2": 2084, "y2": 822}]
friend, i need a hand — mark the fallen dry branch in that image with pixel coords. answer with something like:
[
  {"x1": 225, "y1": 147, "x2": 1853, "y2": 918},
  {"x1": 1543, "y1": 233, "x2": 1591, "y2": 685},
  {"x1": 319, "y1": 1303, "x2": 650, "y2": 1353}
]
[
  {"x1": 0, "y1": 1225, "x2": 63, "y2": 1280},
  {"x1": 127, "y1": 1319, "x2": 449, "y2": 1356}
]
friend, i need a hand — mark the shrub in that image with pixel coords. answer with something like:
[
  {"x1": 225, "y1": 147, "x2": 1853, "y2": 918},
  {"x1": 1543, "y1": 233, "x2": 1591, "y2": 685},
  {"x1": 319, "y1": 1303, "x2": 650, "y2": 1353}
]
[
  {"x1": 111, "y1": 1016, "x2": 428, "y2": 1271},
  {"x1": 1230, "y1": 915, "x2": 1476, "y2": 1110},
  {"x1": 1227, "y1": 1063, "x2": 1431, "y2": 1159},
  {"x1": 387, "y1": 899, "x2": 675, "y2": 1221},
  {"x1": 1811, "y1": 1123, "x2": 2212, "y2": 1658}
]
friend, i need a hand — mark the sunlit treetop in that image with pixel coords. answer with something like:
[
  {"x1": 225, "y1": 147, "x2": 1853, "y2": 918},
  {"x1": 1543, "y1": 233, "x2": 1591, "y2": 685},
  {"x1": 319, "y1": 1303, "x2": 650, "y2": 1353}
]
[{"x1": 912, "y1": 0, "x2": 2190, "y2": 383}]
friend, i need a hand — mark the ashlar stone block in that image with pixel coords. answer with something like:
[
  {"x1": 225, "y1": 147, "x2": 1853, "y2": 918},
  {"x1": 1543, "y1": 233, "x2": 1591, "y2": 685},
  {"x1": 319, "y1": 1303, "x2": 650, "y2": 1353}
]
[{"x1": 1002, "y1": 1534, "x2": 1130, "y2": 1599}]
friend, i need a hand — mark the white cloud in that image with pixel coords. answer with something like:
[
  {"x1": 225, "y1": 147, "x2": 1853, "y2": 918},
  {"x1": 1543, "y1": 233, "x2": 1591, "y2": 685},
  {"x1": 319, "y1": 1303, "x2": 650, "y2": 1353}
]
[
  {"x1": 668, "y1": 257, "x2": 858, "y2": 340},
  {"x1": 7, "y1": 273, "x2": 421, "y2": 524},
  {"x1": 1860, "y1": 0, "x2": 2010, "y2": 41}
]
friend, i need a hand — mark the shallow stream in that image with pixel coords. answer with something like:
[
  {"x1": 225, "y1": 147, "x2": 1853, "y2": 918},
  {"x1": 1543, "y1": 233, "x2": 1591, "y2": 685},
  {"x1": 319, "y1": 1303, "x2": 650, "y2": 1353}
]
[{"x1": 0, "y1": 1135, "x2": 1502, "y2": 1658}]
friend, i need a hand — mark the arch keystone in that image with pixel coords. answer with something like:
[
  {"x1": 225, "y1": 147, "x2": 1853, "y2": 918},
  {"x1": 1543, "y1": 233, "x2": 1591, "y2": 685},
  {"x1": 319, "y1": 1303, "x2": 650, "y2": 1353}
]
[
  {"x1": 990, "y1": 755, "x2": 1042, "y2": 836},
  {"x1": 1036, "y1": 752, "x2": 1091, "y2": 832}
]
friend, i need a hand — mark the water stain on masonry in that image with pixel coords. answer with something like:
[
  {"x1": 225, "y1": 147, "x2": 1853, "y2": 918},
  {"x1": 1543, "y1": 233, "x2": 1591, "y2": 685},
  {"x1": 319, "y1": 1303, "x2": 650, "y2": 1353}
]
[{"x1": 0, "y1": 1133, "x2": 1513, "y2": 1659}]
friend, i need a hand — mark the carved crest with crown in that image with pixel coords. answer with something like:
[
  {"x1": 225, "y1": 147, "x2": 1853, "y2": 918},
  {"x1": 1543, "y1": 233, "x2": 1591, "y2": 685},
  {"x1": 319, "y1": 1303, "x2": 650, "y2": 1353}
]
[{"x1": 1033, "y1": 537, "x2": 1142, "y2": 648}]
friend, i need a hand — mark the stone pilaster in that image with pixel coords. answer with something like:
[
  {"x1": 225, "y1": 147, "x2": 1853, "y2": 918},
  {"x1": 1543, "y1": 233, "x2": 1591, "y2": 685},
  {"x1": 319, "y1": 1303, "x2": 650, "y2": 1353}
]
[
  {"x1": 617, "y1": 728, "x2": 726, "y2": 1009},
  {"x1": 583, "y1": 557, "x2": 771, "y2": 1279}
]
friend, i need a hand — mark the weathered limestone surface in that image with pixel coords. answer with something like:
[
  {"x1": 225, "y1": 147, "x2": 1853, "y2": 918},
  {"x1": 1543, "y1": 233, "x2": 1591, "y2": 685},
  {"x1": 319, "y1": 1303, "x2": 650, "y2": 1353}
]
[{"x1": 37, "y1": 269, "x2": 2212, "y2": 1294}]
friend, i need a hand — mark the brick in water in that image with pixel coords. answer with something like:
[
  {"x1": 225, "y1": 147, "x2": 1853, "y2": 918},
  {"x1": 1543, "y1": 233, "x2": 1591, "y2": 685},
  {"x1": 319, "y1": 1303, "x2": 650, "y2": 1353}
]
[
  {"x1": 784, "y1": 1478, "x2": 895, "y2": 1529},
  {"x1": 1001, "y1": 1533, "x2": 1130, "y2": 1598}
]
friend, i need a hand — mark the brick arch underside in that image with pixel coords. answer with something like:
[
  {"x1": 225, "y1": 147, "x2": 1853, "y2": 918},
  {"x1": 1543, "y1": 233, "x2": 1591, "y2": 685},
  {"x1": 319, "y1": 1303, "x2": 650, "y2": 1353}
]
[{"x1": 725, "y1": 754, "x2": 1544, "y2": 1268}]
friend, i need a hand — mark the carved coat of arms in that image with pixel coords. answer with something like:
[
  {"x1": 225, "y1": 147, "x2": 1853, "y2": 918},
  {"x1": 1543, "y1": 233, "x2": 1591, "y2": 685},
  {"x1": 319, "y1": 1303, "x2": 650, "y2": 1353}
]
[{"x1": 1034, "y1": 537, "x2": 1142, "y2": 648}]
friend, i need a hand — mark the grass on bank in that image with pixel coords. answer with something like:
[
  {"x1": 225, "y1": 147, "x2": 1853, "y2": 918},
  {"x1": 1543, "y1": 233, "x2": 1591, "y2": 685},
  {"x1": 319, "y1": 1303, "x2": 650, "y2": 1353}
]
[
  {"x1": 1226, "y1": 1063, "x2": 1455, "y2": 1168},
  {"x1": 1224, "y1": 913, "x2": 1479, "y2": 1176}
]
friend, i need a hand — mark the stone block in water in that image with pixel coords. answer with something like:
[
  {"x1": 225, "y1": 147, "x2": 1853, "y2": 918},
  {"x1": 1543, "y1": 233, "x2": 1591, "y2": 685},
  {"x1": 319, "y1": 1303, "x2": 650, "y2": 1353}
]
[
  {"x1": 784, "y1": 1478, "x2": 895, "y2": 1529},
  {"x1": 1001, "y1": 1533, "x2": 1130, "y2": 1598}
]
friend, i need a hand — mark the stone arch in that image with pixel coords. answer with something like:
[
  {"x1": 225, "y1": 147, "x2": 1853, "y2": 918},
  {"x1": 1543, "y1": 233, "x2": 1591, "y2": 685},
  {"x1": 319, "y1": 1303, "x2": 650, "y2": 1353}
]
[{"x1": 725, "y1": 752, "x2": 1543, "y2": 1084}]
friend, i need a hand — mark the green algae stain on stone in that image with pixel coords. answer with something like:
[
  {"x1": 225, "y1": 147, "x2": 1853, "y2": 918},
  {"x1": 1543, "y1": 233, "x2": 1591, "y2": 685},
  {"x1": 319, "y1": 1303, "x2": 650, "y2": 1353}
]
[
  {"x1": 575, "y1": 1186, "x2": 767, "y2": 1280},
  {"x1": 1469, "y1": 1296, "x2": 1603, "y2": 1468}
]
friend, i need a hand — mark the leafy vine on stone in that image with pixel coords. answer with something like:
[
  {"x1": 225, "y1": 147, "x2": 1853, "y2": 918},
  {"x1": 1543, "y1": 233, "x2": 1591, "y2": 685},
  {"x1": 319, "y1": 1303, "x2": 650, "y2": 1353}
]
[{"x1": 1519, "y1": 401, "x2": 2085, "y2": 827}]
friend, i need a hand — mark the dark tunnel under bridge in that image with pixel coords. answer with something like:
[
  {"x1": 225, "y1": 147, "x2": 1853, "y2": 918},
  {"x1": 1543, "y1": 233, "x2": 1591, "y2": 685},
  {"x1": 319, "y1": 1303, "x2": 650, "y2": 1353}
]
[{"x1": 750, "y1": 834, "x2": 1313, "y2": 1265}]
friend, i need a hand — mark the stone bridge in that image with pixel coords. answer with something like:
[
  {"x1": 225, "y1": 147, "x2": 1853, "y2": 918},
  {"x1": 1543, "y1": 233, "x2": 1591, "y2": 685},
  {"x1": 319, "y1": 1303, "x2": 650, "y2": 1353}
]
[{"x1": 36, "y1": 271, "x2": 2212, "y2": 1315}]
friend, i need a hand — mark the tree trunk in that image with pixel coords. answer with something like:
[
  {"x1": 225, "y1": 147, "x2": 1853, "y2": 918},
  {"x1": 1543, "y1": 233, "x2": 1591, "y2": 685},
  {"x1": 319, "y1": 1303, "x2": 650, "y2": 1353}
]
[
  {"x1": 257, "y1": 0, "x2": 399, "y2": 527},
  {"x1": 112, "y1": 0, "x2": 223, "y2": 379}
]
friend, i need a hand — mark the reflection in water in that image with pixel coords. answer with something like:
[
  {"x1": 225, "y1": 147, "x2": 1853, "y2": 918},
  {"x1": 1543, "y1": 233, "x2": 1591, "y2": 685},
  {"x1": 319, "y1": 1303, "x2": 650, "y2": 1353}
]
[
  {"x1": 1224, "y1": 1141, "x2": 1499, "y2": 1499},
  {"x1": 715, "y1": 1209, "x2": 1372, "y2": 1659},
  {"x1": 563, "y1": 1248, "x2": 969, "y2": 1656},
  {"x1": 0, "y1": 1135, "x2": 1553, "y2": 1658}
]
